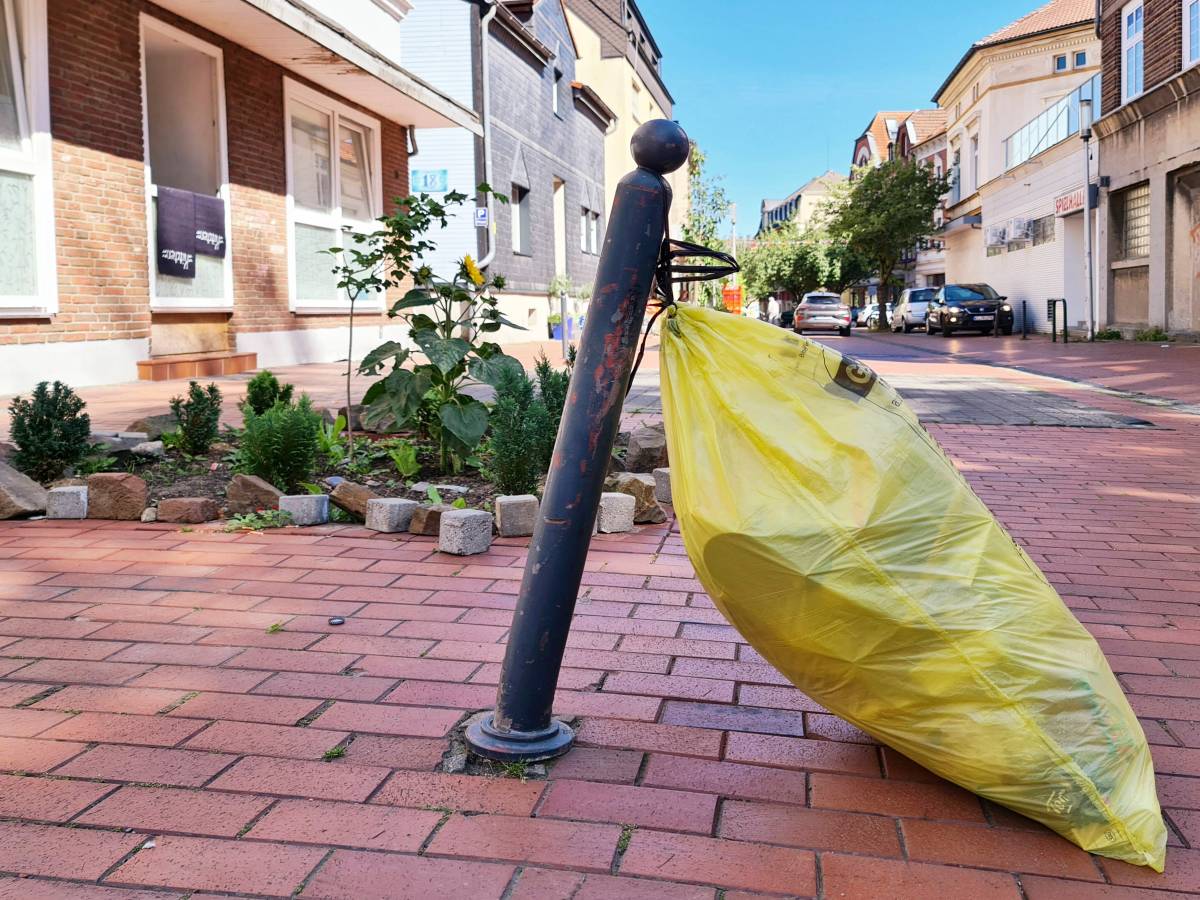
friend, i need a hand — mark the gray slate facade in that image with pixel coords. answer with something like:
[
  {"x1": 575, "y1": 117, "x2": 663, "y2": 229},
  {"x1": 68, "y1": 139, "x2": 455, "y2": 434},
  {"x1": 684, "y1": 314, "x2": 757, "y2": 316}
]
[{"x1": 487, "y1": 2, "x2": 610, "y2": 297}]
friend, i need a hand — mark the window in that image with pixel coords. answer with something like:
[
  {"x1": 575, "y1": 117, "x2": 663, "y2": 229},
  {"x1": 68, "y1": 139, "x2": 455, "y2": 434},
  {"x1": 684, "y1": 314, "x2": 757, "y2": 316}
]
[
  {"x1": 1114, "y1": 183, "x2": 1150, "y2": 260},
  {"x1": 511, "y1": 184, "x2": 530, "y2": 255},
  {"x1": 580, "y1": 207, "x2": 600, "y2": 254},
  {"x1": 551, "y1": 68, "x2": 562, "y2": 117},
  {"x1": 1031, "y1": 215, "x2": 1056, "y2": 247},
  {"x1": 141, "y1": 17, "x2": 230, "y2": 309},
  {"x1": 1054, "y1": 55, "x2": 1068, "y2": 72},
  {"x1": 1075, "y1": 51, "x2": 1087, "y2": 67},
  {"x1": 1186, "y1": 0, "x2": 1200, "y2": 68},
  {"x1": 970, "y1": 135, "x2": 980, "y2": 192},
  {"x1": 284, "y1": 79, "x2": 381, "y2": 310},
  {"x1": 1122, "y1": 1, "x2": 1144, "y2": 102},
  {"x1": 0, "y1": 0, "x2": 55, "y2": 315}
]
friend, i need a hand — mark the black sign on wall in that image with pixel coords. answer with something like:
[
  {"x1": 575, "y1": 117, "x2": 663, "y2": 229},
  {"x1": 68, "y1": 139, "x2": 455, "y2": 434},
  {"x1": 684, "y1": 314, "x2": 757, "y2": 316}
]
[{"x1": 157, "y1": 186, "x2": 195, "y2": 278}]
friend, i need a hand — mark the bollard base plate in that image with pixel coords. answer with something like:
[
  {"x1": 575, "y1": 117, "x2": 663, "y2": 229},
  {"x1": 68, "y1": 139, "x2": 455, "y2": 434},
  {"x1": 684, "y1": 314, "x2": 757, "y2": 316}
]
[{"x1": 464, "y1": 713, "x2": 575, "y2": 763}]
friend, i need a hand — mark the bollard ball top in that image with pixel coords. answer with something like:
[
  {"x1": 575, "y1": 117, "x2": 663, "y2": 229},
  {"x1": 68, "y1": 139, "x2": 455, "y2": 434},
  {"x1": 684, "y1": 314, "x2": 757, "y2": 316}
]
[{"x1": 631, "y1": 119, "x2": 690, "y2": 174}]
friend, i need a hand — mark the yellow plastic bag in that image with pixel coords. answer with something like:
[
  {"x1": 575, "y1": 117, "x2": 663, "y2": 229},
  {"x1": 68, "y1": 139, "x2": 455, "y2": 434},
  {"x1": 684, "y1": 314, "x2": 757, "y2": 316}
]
[{"x1": 660, "y1": 304, "x2": 1166, "y2": 870}]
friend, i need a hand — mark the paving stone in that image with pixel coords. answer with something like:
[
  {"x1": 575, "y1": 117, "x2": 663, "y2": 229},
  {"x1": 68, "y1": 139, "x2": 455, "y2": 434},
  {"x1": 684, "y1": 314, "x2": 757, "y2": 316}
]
[
  {"x1": 653, "y1": 466, "x2": 672, "y2": 504},
  {"x1": 539, "y1": 779, "x2": 717, "y2": 833},
  {"x1": 76, "y1": 785, "x2": 271, "y2": 837},
  {"x1": 719, "y1": 800, "x2": 903, "y2": 855},
  {"x1": 365, "y1": 497, "x2": 420, "y2": 533},
  {"x1": 279, "y1": 493, "x2": 328, "y2": 526},
  {"x1": 247, "y1": 798, "x2": 441, "y2": 851},
  {"x1": 438, "y1": 509, "x2": 494, "y2": 556},
  {"x1": 822, "y1": 853, "x2": 1022, "y2": 900},
  {"x1": 156, "y1": 497, "x2": 220, "y2": 524},
  {"x1": 46, "y1": 486, "x2": 87, "y2": 519},
  {"x1": 56, "y1": 744, "x2": 236, "y2": 787},
  {"x1": 0, "y1": 773, "x2": 114, "y2": 822},
  {"x1": 427, "y1": 813, "x2": 620, "y2": 873},
  {"x1": 409, "y1": 503, "x2": 452, "y2": 536},
  {"x1": 605, "y1": 472, "x2": 666, "y2": 524},
  {"x1": 210, "y1": 755, "x2": 389, "y2": 802},
  {"x1": 302, "y1": 849, "x2": 515, "y2": 900},
  {"x1": 597, "y1": 492, "x2": 635, "y2": 533},
  {"x1": 86, "y1": 473, "x2": 148, "y2": 520},
  {"x1": 0, "y1": 821, "x2": 141, "y2": 881},
  {"x1": 494, "y1": 494, "x2": 539, "y2": 537},
  {"x1": 372, "y1": 771, "x2": 544, "y2": 816},
  {"x1": 619, "y1": 829, "x2": 816, "y2": 895},
  {"x1": 226, "y1": 474, "x2": 283, "y2": 515}
]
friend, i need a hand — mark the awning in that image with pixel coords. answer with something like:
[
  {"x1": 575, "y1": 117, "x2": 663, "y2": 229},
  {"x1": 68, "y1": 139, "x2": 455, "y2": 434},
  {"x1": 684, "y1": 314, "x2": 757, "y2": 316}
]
[
  {"x1": 941, "y1": 214, "x2": 982, "y2": 235},
  {"x1": 152, "y1": 0, "x2": 481, "y2": 133}
]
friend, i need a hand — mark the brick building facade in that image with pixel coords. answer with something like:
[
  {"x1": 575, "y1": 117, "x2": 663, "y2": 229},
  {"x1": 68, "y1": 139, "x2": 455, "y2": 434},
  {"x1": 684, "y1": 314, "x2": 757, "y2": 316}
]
[
  {"x1": 0, "y1": 0, "x2": 476, "y2": 393},
  {"x1": 1095, "y1": 0, "x2": 1200, "y2": 335}
]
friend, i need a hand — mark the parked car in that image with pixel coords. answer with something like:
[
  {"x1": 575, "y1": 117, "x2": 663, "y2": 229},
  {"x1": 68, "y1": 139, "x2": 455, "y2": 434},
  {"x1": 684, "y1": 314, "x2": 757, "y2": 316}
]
[
  {"x1": 794, "y1": 292, "x2": 851, "y2": 336},
  {"x1": 865, "y1": 303, "x2": 895, "y2": 331},
  {"x1": 892, "y1": 288, "x2": 937, "y2": 333},
  {"x1": 926, "y1": 284, "x2": 1014, "y2": 336},
  {"x1": 855, "y1": 305, "x2": 874, "y2": 327}
]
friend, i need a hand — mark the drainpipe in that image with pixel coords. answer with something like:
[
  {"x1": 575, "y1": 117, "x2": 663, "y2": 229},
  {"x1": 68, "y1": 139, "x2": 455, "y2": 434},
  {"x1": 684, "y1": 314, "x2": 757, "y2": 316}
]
[{"x1": 475, "y1": 1, "x2": 499, "y2": 269}]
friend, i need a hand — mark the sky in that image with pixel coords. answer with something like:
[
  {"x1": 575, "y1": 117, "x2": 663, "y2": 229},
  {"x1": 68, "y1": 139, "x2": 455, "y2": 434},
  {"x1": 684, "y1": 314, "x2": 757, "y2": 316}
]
[{"x1": 636, "y1": 0, "x2": 1050, "y2": 236}]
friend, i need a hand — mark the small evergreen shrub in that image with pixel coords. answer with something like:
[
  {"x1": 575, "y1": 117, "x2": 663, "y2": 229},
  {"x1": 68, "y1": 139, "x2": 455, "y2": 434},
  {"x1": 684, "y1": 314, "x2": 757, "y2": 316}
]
[
  {"x1": 534, "y1": 352, "x2": 571, "y2": 466},
  {"x1": 169, "y1": 382, "x2": 223, "y2": 455},
  {"x1": 1094, "y1": 328, "x2": 1123, "y2": 341},
  {"x1": 487, "y1": 367, "x2": 551, "y2": 495},
  {"x1": 243, "y1": 370, "x2": 294, "y2": 416},
  {"x1": 7, "y1": 381, "x2": 92, "y2": 483},
  {"x1": 1134, "y1": 327, "x2": 1170, "y2": 342},
  {"x1": 236, "y1": 394, "x2": 321, "y2": 492}
]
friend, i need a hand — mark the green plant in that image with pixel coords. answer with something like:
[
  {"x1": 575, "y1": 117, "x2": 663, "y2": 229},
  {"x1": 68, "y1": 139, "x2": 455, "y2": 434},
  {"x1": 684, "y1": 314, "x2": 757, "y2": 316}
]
[
  {"x1": 243, "y1": 370, "x2": 295, "y2": 416},
  {"x1": 7, "y1": 381, "x2": 92, "y2": 483},
  {"x1": 427, "y1": 485, "x2": 443, "y2": 505},
  {"x1": 169, "y1": 382, "x2": 223, "y2": 455},
  {"x1": 316, "y1": 414, "x2": 348, "y2": 464},
  {"x1": 224, "y1": 509, "x2": 295, "y2": 532},
  {"x1": 322, "y1": 746, "x2": 347, "y2": 761},
  {"x1": 1134, "y1": 327, "x2": 1170, "y2": 342},
  {"x1": 387, "y1": 439, "x2": 421, "y2": 478},
  {"x1": 160, "y1": 429, "x2": 183, "y2": 451},
  {"x1": 74, "y1": 446, "x2": 117, "y2": 476},
  {"x1": 487, "y1": 366, "x2": 551, "y2": 496},
  {"x1": 266, "y1": 622, "x2": 285, "y2": 633},
  {"x1": 547, "y1": 312, "x2": 563, "y2": 326},
  {"x1": 332, "y1": 187, "x2": 525, "y2": 474},
  {"x1": 534, "y1": 352, "x2": 571, "y2": 461},
  {"x1": 1094, "y1": 328, "x2": 1123, "y2": 341},
  {"x1": 451, "y1": 497, "x2": 467, "y2": 509},
  {"x1": 236, "y1": 396, "x2": 321, "y2": 493}
]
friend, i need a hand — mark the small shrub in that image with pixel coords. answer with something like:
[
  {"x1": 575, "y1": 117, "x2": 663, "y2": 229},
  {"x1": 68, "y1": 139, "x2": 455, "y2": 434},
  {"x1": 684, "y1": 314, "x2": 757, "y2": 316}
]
[
  {"x1": 1134, "y1": 327, "x2": 1170, "y2": 342},
  {"x1": 236, "y1": 395, "x2": 321, "y2": 492},
  {"x1": 1094, "y1": 328, "x2": 1123, "y2": 341},
  {"x1": 169, "y1": 382, "x2": 223, "y2": 455},
  {"x1": 533, "y1": 353, "x2": 571, "y2": 466},
  {"x1": 488, "y1": 398, "x2": 549, "y2": 496},
  {"x1": 316, "y1": 414, "x2": 348, "y2": 464},
  {"x1": 387, "y1": 440, "x2": 421, "y2": 478},
  {"x1": 224, "y1": 509, "x2": 294, "y2": 532},
  {"x1": 75, "y1": 444, "x2": 117, "y2": 476},
  {"x1": 243, "y1": 370, "x2": 294, "y2": 416},
  {"x1": 7, "y1": 381, "x2": 92, "y2": 483}
]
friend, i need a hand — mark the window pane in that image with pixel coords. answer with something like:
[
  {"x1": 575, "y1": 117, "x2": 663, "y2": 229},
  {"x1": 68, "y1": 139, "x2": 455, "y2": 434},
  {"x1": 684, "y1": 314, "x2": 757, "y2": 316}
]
[
  {"x1": 0, "y1": 169, "x2": 36, "y2": 296},
  {"x1": 291, "y1": 102, "x2": 332, "y2": 212},
  {"x1": 0, "y1": 1, "x2": 24, "y2": 151},
  {"x1": 1118, "y1": 184, "x2": 1150, "y2": 259},
  {"x1": 294, "y1": 222, "x2": 340, "y2": 300},
  {"x1": 338, "y1": 124, "x2": 372, "y2": 222},
  {"x1": 1191, "y1": 1, "x2": 1200, "y2": 62},
  {"x1": 145, "y1": 28, "x2": 220, "y2": 195}
]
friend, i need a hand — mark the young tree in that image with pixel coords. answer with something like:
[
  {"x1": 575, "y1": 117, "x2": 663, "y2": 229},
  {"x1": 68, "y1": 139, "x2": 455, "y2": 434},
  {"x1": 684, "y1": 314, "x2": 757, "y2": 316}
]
[
  {"x1": 827, "y1": 161, "x2": 950, "y2": 328},
  {"x1": 681, "y1": 143, "x2": 731, "y2": 307},
  {"x1": 740, "y1": 223, "x2": 828, "y2": 304}
]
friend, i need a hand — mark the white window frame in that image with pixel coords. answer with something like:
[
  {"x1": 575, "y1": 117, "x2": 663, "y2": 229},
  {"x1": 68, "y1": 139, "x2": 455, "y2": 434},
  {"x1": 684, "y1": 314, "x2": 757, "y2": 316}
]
[
  {"x1": 1185, "y1": 0, "x2": 1200, "y2": 70},
  {"x1": 1122, "y1": 0, "x2": 1144, "y2": 103},
  {"x1": 0, "y1": 0, "x2": 56, "y2": 316},
  {"x1": 139, "y1": 15, "x2": 232, "y2": 312},
  {"x1": 1053, "y1": 54, "x2": 1068, "y2": 72},
  {"x1": 283, "y1": 77, "x2": 383, "y2": 313}
]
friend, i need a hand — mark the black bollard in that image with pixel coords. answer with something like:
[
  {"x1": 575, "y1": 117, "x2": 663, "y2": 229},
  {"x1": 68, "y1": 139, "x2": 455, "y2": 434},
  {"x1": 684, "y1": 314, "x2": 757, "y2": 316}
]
[{"x1": 465, "y1": 120, "x2": 690, "y2": 762}]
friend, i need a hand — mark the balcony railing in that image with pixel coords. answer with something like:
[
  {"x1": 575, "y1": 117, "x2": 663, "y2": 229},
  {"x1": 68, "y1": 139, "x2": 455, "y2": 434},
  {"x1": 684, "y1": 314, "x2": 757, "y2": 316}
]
[{"x1": 1004, "y1": 74, "x2": 1101, "y2": 172}]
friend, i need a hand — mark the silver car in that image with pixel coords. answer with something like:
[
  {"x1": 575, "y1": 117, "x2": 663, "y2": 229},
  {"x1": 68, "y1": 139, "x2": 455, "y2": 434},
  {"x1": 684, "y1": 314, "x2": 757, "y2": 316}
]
[
  {"x1": 794, "y1": 292, "x2": 851, "y2": 336},
  {"x1": 892, "y1": 288, "x2": 937, "y2": 333}
]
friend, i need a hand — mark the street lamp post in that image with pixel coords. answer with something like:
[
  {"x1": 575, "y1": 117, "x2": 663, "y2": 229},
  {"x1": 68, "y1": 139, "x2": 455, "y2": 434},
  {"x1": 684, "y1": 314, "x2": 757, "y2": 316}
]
[
  {"x1": 465, "y1": 120, "x2": 689, "y2": 762},
  {"x1": 1080, "y1": 95, "x2": 1095, "y2": 342}
]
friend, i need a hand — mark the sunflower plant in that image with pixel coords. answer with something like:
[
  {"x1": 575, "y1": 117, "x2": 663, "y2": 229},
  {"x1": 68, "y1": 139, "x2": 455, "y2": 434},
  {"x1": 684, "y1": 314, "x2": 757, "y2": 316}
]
[{"x1": 331, "y1": 186, "x2": 524, "y2": 473}]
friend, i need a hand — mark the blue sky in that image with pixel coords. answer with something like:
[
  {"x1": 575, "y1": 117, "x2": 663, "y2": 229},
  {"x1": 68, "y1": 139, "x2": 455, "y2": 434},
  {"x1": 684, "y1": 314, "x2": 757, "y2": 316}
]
[{"x1": 637, "y1": 0, "x2": 1047, "y2": 235}]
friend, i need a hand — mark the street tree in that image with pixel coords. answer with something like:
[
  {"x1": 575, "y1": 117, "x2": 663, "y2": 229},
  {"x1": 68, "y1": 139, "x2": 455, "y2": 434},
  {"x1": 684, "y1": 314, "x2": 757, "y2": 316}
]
[
  {"x1": 827, "y1": 160, "x2": 950, "y2": 328},
  {"x1": 740, "y1": 223, "x2": 827, "y2": 304},
  {"x1": 681, "y1": 142, "x2": 730, "y2": 308}
]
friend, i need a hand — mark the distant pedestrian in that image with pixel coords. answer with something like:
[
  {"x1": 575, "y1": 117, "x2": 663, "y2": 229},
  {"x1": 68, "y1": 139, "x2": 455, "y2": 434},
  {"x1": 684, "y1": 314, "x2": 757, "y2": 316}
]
[{"x1": 767, "y1": 296, "x2": 781, "y2": 326}]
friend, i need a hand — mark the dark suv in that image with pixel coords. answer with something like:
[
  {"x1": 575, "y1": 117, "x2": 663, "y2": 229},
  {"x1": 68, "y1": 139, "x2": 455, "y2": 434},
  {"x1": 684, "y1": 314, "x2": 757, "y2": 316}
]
[{"x1": 926, "y1": 284, "x2": 1014, "y2": 336}]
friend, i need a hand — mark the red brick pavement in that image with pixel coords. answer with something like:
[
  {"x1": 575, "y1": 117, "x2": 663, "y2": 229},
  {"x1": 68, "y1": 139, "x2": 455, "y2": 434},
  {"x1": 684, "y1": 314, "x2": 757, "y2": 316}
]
[{"x1": 0, "y1": 360, "x2": 1197, "y2": 897}]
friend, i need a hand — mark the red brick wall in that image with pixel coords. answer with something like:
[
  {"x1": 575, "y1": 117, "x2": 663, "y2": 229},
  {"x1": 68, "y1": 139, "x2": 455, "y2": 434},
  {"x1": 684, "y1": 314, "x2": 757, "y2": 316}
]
[
  {"x1": 0, "y1": 0, "x2": 410, "y2": 352},
  {"x1": 1100, "y1": 0, "x2": 1184, "y2": 112}
]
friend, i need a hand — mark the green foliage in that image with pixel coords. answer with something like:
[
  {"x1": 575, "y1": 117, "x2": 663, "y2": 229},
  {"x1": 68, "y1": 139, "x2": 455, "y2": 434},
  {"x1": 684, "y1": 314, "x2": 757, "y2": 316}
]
[
  {"x1": 681, "y1": 143, "x2": 731, "y2": 308},
  {"x1": 331, "y1": 187, "x2": 523, "y2": 474},
  {"x1": 426, "y1": 485, "x2": 443, "y2": 505},
  {"x1": 534, "y1": 351, "x2": 570, "y2": 449},
  {"x1": 740, "y1": 222, "x2": 829, "y2": 302},
  {"x1": 387, "y1": 440, "x2": 421, "y2": 478},
  {"x1": 243, "y1": 370, "x2": 294, "y2": 416},
  {"x1": 224, "y1": 509, "x2": 294, "y2": 532},
  {"x1": 235, "y1": 395, "x2": 322, "y2": 493},
  {"x1": 7, "y1": 381, "x2": 92, "y2": 483},
  {"x1": 1094, "y1": 328, "x2": 1123, "y2": 341},
  {"x1": 487, "y1": 366, "x2": 552, "y2": 496},
  {"x1": 169, "y1": 382, "x2": 223, "y2": 455},
  {"x1": 451, "y1": 497, "x2": 468, "y2": 509},
  {"x1": 826, "y1": 160, "x2": 952, "y2": 326},
  {"x1": 75, "y1": 444, "x2": 117, "y2": 476},
  {"x1": 1134, "y1": 327, "x2": 1170, "y2": 342},
  {"x1": 316, "y1": 414, "x2": 348, "y2": 464},
  {"x1": 322, "y1": 746, "x2": 346, "y2": 761}
]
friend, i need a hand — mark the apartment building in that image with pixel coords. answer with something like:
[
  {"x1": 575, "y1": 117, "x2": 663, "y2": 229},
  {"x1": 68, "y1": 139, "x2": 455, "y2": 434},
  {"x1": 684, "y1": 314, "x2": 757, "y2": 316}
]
[
  {"x1": 0, "y1": 0, "x2": 477, "y2": 393},
  {"x1": 896, "y1": 109, "x2": 949, "y2": 287},
  {"x1": 563, "y1": 0, "x2": 688, "y2": 238},
  {"x1": 1095, "y1": 0, "x2": 1200, "y2": 336},
  {"x1": 756, "y1": 171, "x2": 846, "y2": 237},
  {"x1": 851, "y1": 111, "x2": 914, "y2": 168},
  {"x1": 933, "y1": 0, "x2": 1099, "y2": 329},
  {"x1": 403, "y1": 0, "x2": 612, "y2": 341}
]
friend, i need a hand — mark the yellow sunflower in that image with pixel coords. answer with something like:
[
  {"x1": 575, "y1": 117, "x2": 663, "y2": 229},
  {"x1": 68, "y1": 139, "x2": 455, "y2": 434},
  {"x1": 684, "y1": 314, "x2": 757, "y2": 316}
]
[{"x1": 463, "y1": 255, "x2": 485, "y2": 287}]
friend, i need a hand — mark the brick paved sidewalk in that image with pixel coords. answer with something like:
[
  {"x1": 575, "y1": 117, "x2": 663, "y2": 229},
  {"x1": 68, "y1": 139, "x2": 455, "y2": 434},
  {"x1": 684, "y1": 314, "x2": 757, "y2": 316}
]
[{"x1": 0, "y1": 361, "x2": 1197, "y2": 897}]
